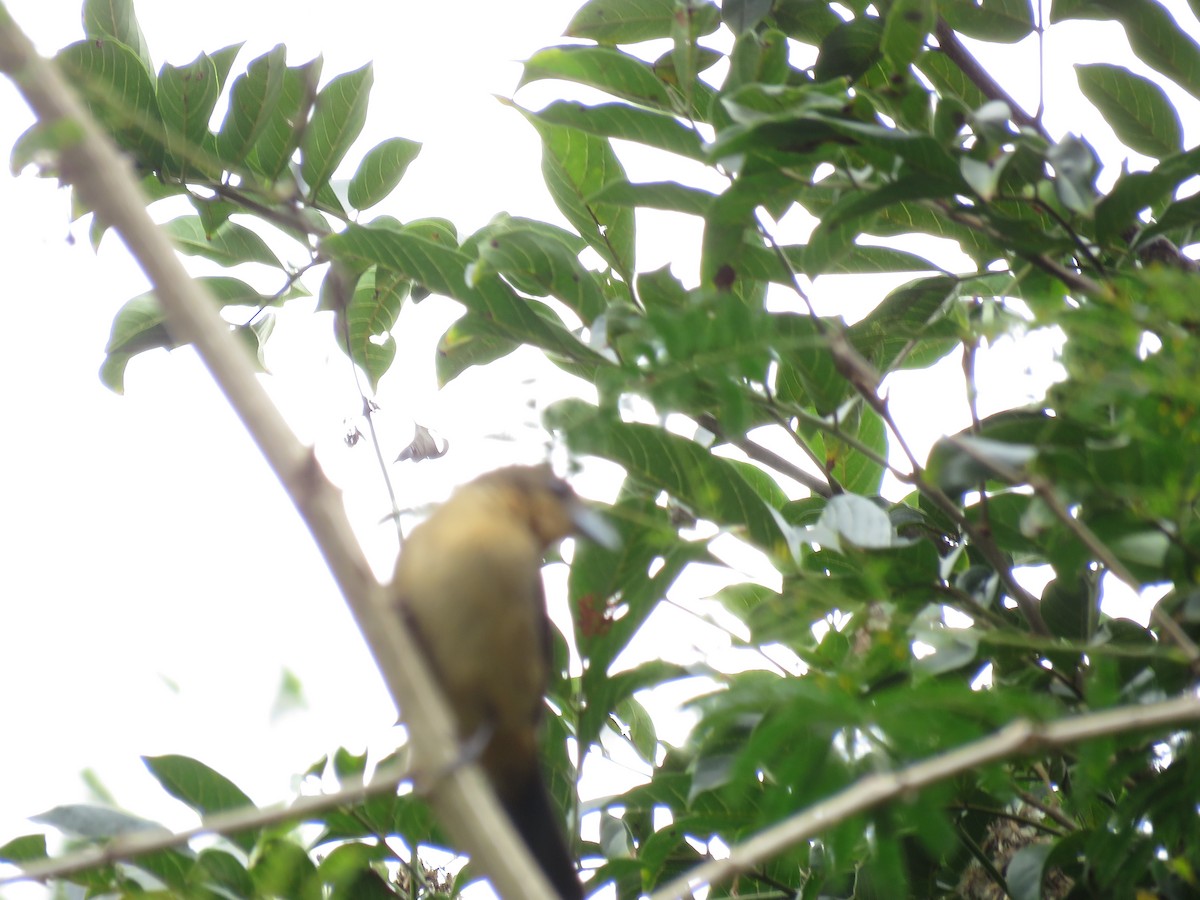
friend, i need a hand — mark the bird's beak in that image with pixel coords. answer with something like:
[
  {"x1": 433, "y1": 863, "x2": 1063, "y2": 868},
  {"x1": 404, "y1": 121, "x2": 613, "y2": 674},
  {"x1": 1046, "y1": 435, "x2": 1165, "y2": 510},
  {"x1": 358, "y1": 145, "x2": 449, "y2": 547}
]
[{"x1": 569, "y1": 502, "x2": 621, "y2": 550}]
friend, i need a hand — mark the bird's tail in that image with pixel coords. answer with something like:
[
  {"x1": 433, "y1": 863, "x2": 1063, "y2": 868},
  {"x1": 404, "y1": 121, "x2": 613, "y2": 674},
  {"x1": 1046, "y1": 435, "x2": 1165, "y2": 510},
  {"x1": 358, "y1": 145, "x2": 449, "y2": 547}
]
[{"x1": 502, "y1": 774, "x2": 584, "y2": 900}]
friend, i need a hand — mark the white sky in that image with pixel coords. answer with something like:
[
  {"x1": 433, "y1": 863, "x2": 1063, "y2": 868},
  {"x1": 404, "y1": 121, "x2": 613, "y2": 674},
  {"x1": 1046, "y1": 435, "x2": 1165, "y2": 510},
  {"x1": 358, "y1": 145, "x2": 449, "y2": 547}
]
[{"x1": 1, "y1": 2, "x2": 1198, "y2": 898}]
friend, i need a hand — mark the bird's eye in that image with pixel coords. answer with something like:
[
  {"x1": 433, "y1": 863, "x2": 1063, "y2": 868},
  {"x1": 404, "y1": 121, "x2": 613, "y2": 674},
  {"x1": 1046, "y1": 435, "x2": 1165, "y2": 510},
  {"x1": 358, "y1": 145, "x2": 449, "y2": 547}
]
[{"x1": 548, "y1": 477, "x2": 573, "y2": 499}]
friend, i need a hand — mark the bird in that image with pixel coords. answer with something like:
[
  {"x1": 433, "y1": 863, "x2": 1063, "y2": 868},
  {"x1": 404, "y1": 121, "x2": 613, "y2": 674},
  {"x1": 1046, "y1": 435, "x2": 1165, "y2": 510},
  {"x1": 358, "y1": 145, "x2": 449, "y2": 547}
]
[{"x1": 391, "y1": 464, "x2": 616, "y2": 900}]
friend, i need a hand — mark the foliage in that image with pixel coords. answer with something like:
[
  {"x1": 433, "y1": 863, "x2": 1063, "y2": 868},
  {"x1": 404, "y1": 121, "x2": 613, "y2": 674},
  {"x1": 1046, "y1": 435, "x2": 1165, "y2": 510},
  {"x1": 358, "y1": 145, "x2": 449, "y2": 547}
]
[{"x1": 5, "y1": 0, "x2": 1200, "y2": 898}]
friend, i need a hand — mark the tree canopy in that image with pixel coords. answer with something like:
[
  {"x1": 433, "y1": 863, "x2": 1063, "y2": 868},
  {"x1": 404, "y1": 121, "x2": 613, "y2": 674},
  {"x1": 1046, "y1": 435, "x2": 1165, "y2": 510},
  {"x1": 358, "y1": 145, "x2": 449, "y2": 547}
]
[{"x1": 3, "y1": 0, "x2": 1200, "y2": 898}]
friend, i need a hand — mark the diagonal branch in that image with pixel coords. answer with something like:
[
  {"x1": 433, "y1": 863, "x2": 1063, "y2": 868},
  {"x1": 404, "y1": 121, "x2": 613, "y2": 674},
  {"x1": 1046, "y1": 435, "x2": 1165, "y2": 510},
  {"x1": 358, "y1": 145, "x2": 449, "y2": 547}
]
[{"x1": 0, "y1": 9, "x2": 558, "y2": 900}]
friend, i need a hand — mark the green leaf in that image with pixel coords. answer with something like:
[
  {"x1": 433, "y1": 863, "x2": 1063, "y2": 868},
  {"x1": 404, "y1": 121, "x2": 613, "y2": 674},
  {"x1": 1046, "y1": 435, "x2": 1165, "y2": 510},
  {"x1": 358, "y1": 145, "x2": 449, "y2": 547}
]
[
  {"x1": 55, "y1": 39, "x2": 162, "y2": 165},
  {"x1": 142, "y1": 755, "x2": 258, "y2": 852},
  {"x1": 813, "y1": 16, "x2": 883, "y2": 82},
  {"x1": 217, "y1": 44, "x2": 287, "y2": 166},
  {"x1": 301, "y1": 62, "x2": 373, "y2": 200},
  {"x1": 250, "y1": 838, "x2": 319, "y2": 899},
  {"x1": 1046, "y1": 134, "x2": 1099, "y2": 215},
  {"x1": 100, "y1": 277, "x2": 293, "y2": 393},
  {"x1": 82, "y1": 0, "x2": 152, "y2": 73},
  {"x1": 806, "y1": 175, "x2": 959, "y2": 274},
  {"x1": 195, "y1": 848, "x2": 254, "y2": 897},
  {"x1": 157, "y1": 53, "x2": 221, "y2": 177},
  {"x1": 9, "y1": 117, "x2": 86, "y2": 177},
  {"x1": 567, "y1": 0, "x2": 720, "y2": 44},
  {"x1": 1006, "y1": 841, "x2": 1055, "y2": 900},
  {"x1": 337, "y1": 266, "x2": 409, "y2": 391},
  {"x1": 130, "y1": 848, "x2": 195, "y2": 891},
  {"x1": 473, "y1": 220, "x2": 607, "y2": 323},
  {"x1": 1051, "y1": 0, "x2": 1200, "y2": 101},
  {"x1": 546, "y1": 399, "x2": 794, "y2": 555},
  {"x1": 247, "y1": 55, "x2": 323, "y2": 181},
  {"x1": 532, "y1": 100, "x2": 705, "y2": 160},
  {"x1": 321, "y1": 223, "x2": 607, "y2": 371},
  {"x1": 163, "y1": 216, "x2": 283, "y2": 268},
  {"x1": 940, "y1": 0, "x2": 1036, "y2": 43},
  {"x1": 724, "y1": 0, "x2": 774, "y2": 34},
  {"x1": 435, "y1": 313, "x2": 521, "y2": 386},
  {"x1": 511, "y1": 104, "x2": 636, "y2": 279},
  {"x1": 882, "y1": 0, "x2": 934, "y2": 70},
  {"x1": 0, "y1": 833, "x2": 47, "y2": 864},
  {"x1": 812, "y1": 493, "x2": 896, "y2": 550},
  {"x1": 347, "y1": 137, "x2": 421, "y2": 211},
  {"x1": 590, "y1": 179, "x2": 716, "y2": 216},
  {"x1": 1093, "y1": 145, "x2": 1200, "y2": 244},
  {"x1": 521, "y1": 45, "x2": 673, "y2": 110},
  {"x1": 916, "y1": 47, "x2": 989, "y2": 110},
  {"x1": 1041, "y1": 571, "x2": 1095, "y2": 640},
  {"x1": 927, "y1": 434, "x2": 1037, "y2": 494},
  {"x1": 1076, "y1": 63, "x2": 1183, "y2": 158}
]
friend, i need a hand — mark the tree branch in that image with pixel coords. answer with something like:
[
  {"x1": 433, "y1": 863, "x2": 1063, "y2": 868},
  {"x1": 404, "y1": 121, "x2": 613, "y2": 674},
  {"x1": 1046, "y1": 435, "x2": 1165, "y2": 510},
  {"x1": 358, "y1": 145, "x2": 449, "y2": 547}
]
[
  {"x1": 650, "y1": 692, "x2": 1200, "y2": 900},
  {"x1": 1, "y1": 760, "x2": 414, "y2": 887},
  {"x1": 0, "y1": 9, "x2": 559, "y2": 900}
]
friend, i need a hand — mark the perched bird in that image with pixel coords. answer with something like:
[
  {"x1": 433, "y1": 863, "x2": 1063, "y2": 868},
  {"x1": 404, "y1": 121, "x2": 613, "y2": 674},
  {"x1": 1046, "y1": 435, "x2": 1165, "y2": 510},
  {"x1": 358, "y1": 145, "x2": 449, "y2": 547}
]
[{"x1": 391, "y1": 464, "x2": 615, "y2": 900}]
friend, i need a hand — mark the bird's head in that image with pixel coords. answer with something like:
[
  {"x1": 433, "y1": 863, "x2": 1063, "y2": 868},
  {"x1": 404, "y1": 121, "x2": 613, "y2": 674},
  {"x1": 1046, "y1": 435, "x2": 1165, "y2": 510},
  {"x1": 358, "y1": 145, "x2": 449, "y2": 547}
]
[{"x1": 475, "y1": 464, "x2": 619, "y2": 551}]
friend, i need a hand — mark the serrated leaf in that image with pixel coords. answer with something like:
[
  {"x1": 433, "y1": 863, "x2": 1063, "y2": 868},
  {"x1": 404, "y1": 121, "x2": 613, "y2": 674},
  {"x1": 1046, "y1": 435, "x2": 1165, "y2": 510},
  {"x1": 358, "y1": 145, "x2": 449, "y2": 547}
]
[
  {"x1": 301, "y1": 62, "x2": 372, "y2": 200},
  {"x1": 347, "y1": 137, "x2": 421, "y2": 211},
  {"x1": 1076, "y1": 63, "x2": 1183, "y2": 158}
]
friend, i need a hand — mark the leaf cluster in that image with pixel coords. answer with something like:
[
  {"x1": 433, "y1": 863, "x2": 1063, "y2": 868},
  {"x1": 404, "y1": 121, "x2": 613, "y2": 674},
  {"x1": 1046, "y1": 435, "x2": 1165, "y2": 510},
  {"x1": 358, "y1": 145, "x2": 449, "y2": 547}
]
[{"x1": 7, "y1": 0, "x2": 1200, "y2": 898}]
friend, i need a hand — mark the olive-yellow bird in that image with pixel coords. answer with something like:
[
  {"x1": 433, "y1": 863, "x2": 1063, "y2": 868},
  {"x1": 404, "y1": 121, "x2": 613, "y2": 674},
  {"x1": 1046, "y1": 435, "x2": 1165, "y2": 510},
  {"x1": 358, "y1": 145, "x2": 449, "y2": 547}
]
[{"x1": 392, "y1": 465, "x2": 615, "y2": 900}]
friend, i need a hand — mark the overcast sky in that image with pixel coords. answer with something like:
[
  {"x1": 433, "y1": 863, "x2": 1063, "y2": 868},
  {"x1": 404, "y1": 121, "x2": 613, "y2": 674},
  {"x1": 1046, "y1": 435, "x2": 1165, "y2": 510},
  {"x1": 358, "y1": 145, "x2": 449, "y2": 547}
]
[{"x1": 1, "y1": 2, "x2": 1198, "y2": 898}]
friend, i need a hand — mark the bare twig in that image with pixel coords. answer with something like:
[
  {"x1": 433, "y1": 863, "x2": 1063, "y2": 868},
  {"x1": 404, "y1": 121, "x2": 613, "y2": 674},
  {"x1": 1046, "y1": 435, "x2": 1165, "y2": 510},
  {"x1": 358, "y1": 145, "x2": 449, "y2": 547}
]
[
  {"x1": 650, "y1": 692, "x2": 1200, "y2": 900},
  {"x1": 696, "y1": 413, "x2": 834, "y2": 498},
  {"x1": 0, "y1": 11, "x2": 558, "y2": 899}
]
